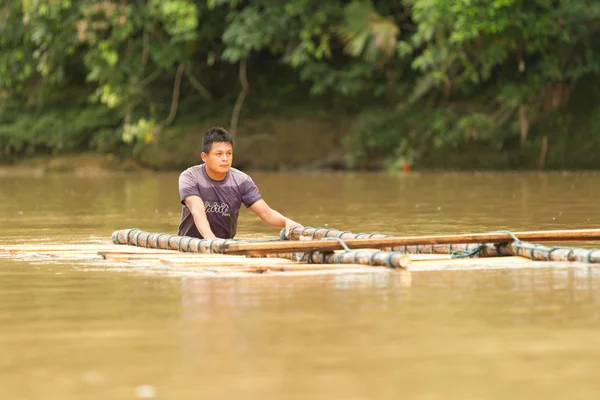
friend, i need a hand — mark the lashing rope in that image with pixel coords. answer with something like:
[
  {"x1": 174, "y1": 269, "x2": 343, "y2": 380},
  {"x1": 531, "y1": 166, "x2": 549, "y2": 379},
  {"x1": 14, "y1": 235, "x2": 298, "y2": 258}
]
[{"x1": 451, "y1": 244, "x2": 486, "y2": 259}]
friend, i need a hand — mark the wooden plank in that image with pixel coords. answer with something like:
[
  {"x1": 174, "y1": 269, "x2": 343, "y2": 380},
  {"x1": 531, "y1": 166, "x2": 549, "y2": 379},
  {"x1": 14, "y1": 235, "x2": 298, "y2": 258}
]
[
  {"x1": 402, "y1": 255, "x2": 532, "y2": 268},
  {"x1": 97, "y1": 249, "x2": 181, "y2": 255},
  {"x1": 224, "y1": 228, "x2": 600, "y2": 255},
  {"x1": 164, "y1": 264, "x2": 382, "y2": 273},
  {"x1": 160, "y1": 257, "x2": 299, "y2": 267},
  {"x1": 36, "y1": 250, "x2": 180, "y2": 257},
  {"x1": 161, "y1": 260, "x2": 374, "y2": 271},
  {"x1": 1, "y1": 244, "x2": 179, "y2": 254},
  {"x1": 100, "y1": 253, "x2": 247, "y2": 261},
  {"x1": 265, "y1": 264, "x2": 377, "y2": 271},
  {"x1": 244, "y1": 264, "x2": 380, "y2": 272},
  {"x1": 401, "y1": 254, "x2": 454, "y2": 261},
  {"x1": 159, "y1": 256, "x2": 371, "y2": 269},
  {"x1": 171, "y1": 266, "x2": 269, "y2": 273}
]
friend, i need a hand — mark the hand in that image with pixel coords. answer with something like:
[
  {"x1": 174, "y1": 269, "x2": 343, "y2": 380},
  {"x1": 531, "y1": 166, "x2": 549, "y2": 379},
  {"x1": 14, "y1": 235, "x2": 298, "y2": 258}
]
[{"x1": 285, "y1": 220, "x2": 303, "y2": 239}]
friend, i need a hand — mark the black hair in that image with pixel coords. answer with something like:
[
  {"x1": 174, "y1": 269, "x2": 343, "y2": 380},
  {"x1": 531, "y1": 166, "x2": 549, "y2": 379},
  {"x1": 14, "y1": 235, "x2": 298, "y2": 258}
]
[{"x1": 202, "y1": 126, "x2": 233, "y2": 154}]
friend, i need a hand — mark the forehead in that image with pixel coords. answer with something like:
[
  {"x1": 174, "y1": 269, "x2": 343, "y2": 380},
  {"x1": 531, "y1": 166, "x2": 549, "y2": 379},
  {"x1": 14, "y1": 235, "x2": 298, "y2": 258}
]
[{"x1": 207, "y1": 142, "x2": 232, "y2": 154}]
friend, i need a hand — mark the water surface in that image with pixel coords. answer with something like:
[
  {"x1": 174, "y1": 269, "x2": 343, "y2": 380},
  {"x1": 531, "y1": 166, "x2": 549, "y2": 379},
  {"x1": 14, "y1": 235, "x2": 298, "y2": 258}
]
[{"x1": 1, "y1": 171, "x2": 600, "y2": 399}]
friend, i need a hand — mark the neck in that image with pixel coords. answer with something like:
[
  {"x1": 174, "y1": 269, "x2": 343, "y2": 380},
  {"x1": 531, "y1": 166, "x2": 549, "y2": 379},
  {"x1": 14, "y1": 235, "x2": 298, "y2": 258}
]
[{"x1": 205, "y1": 165, "x2": 227, "y2": 181}]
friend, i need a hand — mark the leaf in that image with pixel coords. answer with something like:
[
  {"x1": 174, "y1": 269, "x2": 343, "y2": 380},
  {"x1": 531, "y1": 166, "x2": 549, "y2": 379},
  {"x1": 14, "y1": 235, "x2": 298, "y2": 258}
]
[{"x1": 338, "y1": 0, "x2": 399, "y2": 64}]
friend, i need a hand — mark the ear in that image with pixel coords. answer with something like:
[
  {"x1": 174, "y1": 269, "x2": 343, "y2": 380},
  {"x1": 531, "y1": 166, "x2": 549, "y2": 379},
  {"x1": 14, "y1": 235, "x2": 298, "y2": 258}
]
[{"x1": 201, "y1": 152, "x2": 207, "y2": 163}]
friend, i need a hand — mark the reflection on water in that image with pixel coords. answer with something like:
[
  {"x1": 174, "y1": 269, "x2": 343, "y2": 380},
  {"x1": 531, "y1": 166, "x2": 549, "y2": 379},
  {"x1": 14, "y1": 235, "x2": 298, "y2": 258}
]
[{"x1": 1, "y1": 171, "x2": 600, "y2": 399}]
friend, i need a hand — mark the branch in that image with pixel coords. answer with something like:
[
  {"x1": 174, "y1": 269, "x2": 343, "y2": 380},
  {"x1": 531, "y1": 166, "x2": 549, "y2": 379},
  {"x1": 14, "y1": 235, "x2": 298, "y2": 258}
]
[
  {"x1": 185, "y1": 69, "x2": 214, "y2": 102},
  {"x1": 140, "y1": 69, "x2": 162, "y2": 87},
  {"x1": 229, "y1": 58, "x2": 249, "y2": 140},
  {"x1": 399, "y1": 23, "x2": 417, "y2": 32},
  {"x1": 519, "y1": 103, "x2": 529, "y2": 146},
  {"x1": 538, "y1": 136, "x2": 548, "y2": 169},
  {"x1": 141, "y1": 30, "x2": 149, "y2": 66},
  {"x1": 164, "y1": 63, "x2": 185, "y2": 127},
  {"x1": 126, "y1": 38, "x2": 134, "y2": 57}
]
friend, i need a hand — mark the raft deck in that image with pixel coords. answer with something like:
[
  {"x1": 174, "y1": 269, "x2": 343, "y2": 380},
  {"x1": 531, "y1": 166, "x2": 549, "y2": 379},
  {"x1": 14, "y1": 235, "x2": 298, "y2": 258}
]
[
  {"x1": 2, "y1": 242, "x2": 584, "y2": 274},
  {"x1": 0, "y1": 243, "x2": 388, "y2": 274}
]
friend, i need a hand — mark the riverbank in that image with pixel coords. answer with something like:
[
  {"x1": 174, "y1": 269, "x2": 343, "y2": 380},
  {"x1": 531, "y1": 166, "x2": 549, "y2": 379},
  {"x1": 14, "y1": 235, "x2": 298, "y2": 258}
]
[
  {"x1": 0, "y1": 154, "x2": 147, "y2": 176},
  {"x1": 3, "y1": 114, "x2": 600, "y2": 173}
]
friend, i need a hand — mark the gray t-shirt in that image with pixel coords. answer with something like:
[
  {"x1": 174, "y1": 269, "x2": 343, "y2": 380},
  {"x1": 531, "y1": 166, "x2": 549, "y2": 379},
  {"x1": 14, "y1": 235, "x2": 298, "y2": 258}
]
[{"x1": 178, "y1": 164, "x2": 262, "y2": 239}]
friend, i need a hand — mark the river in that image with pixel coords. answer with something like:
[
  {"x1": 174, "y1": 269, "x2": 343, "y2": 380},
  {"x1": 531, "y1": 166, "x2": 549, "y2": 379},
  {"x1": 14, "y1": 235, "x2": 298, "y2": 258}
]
[{"x1": 1, "y1": 170, "x2": 600, "y2": 399}]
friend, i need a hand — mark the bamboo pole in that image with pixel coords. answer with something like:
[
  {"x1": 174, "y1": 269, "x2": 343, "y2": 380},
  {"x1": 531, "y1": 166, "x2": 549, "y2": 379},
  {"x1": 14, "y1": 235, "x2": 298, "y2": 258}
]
[
  {"x1": 287, "y1": 227, "x2": 392, "y2": 241},
  {"x1": 112, "y1": 229, "x2": 241, "y2": 254},
  {"x1": 110, "y1": 228, "x2": 509, "y2": 260},
  {"x1": 259, "y1": 227, "x2": 600, "y2": 256},
  {"x1": 285, "y1": 227, "x2": 515, "y2": 257},
  {"x1": 225, "y1": 231, "x2": 600, "y2": 255},
  {"x1": 287, "y1": 226, "x2": 600, "y2": 245},
  {"x1": 112, "y1": 228, "x2": 600, "y2": 267},
  {"x1": 507, "y1": 242, "x2": 600, "y2": 263},
  {"x1": 111, "y1": 229, "x2": 407, "y2": 268},
  {"x1": 261, "y1": 249, "x2": 407, "y2": 268}
]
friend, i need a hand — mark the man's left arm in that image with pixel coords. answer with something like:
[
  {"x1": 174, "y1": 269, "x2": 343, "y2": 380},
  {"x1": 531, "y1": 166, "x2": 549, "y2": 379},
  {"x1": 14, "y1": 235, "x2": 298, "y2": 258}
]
[{"x1": 249, "y1": 199, "x2": 302, "y2": 235}]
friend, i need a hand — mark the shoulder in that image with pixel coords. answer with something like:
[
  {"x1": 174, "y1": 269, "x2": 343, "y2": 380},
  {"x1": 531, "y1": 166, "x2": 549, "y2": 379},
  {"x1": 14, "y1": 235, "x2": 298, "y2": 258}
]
[
  {"x1": 180, "y1": 165, "x2": 203, "y2": 178},
  {"x1": 228, "y1": 167, "x2": 253, "y2": 182},
  {"x1": 181, "y1": 164, "x2": 203, "y2": 175}
]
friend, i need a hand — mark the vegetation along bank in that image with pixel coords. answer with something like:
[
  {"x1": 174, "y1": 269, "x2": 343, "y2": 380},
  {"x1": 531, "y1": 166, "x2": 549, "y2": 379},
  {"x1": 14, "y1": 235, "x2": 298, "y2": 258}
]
[{"x1": 1, "y1": 1, "x2": 600, "y2": 171}]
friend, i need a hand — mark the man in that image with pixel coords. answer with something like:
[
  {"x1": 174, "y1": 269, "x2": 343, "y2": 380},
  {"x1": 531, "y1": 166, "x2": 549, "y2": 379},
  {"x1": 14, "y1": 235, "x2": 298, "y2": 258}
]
[{"x1": 178, "y1": 126, "x2": 302, "y2": 239}]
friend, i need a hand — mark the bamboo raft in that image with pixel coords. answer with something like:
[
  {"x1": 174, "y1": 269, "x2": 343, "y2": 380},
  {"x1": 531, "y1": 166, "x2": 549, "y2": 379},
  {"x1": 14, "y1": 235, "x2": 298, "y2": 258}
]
[
  {"x1": 1, "y1": 227, "x2": 599, "y2": 275},
  {"x1": 0, "y1": 243, "x2": 384, "y2": 275}
]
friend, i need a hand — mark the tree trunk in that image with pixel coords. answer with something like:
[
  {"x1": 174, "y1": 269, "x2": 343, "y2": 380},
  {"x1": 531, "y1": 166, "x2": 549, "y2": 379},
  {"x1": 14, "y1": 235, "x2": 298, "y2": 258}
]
[
  {"x1": 164, "y1": 63, "x2": 185, "y2": 127},
  {"x1": 519, "y1": 103, "x2": 529, "y2": 146},
  {"x1": 229, "y1": 58, "x2": 249, "y2": 139}
]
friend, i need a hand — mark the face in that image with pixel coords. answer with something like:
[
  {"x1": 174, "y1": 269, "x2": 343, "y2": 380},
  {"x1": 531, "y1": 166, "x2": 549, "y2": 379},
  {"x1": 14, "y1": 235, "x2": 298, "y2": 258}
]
[{"x1": 201, "y1": 141, "x2": 233, "y2": 176}]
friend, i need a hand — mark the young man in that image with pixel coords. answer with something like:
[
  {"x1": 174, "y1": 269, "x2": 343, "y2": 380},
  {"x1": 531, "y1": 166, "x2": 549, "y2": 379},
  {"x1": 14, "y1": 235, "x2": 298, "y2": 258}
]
[{"x1": 177, "y1": 126, "x2": 302, "y2": 239}]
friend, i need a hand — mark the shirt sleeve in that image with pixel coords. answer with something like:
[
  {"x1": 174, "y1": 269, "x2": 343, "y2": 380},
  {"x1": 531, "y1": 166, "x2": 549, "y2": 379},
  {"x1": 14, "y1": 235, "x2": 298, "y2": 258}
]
[
  {"x1": 179, "y1": 170, "x2": 200, "y2": 205},
  {"x1": 241, "y1": 177, "x2": 262, "y2": 208}
]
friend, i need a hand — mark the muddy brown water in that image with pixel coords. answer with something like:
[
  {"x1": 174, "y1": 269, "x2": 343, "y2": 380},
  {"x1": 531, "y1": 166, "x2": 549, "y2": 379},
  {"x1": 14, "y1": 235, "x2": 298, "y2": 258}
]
[{"x1": 1, "y1": 170, "x2": 600, "y2": 399}]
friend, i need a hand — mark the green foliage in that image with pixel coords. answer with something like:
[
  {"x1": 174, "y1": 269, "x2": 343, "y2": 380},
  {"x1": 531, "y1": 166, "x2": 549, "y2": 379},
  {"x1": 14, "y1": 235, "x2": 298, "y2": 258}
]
[
  {"x1": 405, "y1": 0, "x2": 600, "y2": 136},
  {"x1": 149, "y1": 0, "x2": 198, "y2": 42},
  {"x1": 1, "y1": 0, "x2": 600, "y2": 169},
  {"x1": 0, "y1": 104, "x2": 119, "y2": 156},
  {"x1": 339, "y1": 0, "x2": 399, "y2": 63}
]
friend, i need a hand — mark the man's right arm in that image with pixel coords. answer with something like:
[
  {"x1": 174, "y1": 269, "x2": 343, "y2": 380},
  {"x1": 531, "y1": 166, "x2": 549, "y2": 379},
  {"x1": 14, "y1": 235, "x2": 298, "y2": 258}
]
[{"x1": 184, "y1": 196, "x2": 218, "y2": 239}]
